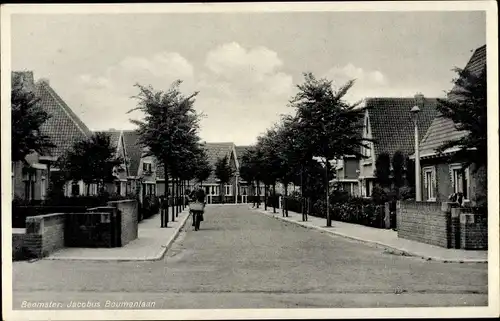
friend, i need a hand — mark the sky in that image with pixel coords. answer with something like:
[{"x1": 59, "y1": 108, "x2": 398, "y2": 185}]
[{"x1": 11, "y1": 11, "x2": 486, "y2": 145}]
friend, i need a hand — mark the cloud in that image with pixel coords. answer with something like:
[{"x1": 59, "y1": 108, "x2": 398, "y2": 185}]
[
  {"x1": 68, "y1": 43, "x2": 293, "y2": 144},
  {"x1": 325, "y1": 63, "x2": 388, "y2": 87},
  {"x1": 200, "y1": 42, "x2": 293, "y2": 100},
  {"x1": 323, "y1": 63, "x2": 390, "y2": 102},
  {"x1": 195, "y1": 43, "x2": 294, "y2": 143},
  {"x1": 71, "y1": 52, "x2": 196, "y2": 130}
]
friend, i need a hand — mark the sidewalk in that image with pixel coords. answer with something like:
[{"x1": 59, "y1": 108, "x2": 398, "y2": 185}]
[
  {"x1": 252, "y1": 206, "x2": 488, "y2": 263},
  {"x1": 47, "y1": 208, "x2": 191, "y2": 261}
]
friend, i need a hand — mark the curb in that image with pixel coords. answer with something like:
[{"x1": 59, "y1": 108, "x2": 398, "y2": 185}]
[
  {"x1": 153, "y1": 209, "x2": 191, "y2": 261},
  {"x1": 45, "y1": 209, "x2": 191, "y2": 262},
  {"x1": 252, "y1": 208, "x2": 488, "y2": 264}
]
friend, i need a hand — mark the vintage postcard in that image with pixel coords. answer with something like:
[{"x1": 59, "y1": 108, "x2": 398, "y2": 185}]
[{"x1": 1, "y1": 2, "x2": 498, "y2": 320}]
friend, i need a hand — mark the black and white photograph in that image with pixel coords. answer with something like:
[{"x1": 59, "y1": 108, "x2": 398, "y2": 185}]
[{"x1": 1, "y1": 2, "x2": 498, "y2": 320}]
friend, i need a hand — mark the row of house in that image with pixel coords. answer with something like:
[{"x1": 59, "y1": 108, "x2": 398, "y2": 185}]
[
  {"x1": 334, "y1": 44, "x2": 486, "y2": 205},
  {"x1": 12, "y1": 73, "x2": 265, "y2": 204}
]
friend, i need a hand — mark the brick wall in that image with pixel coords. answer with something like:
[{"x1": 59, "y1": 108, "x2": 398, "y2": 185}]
[
  {"x1": 24, "y1": 213, "x2": 66, "y2": 258},
  {"x1": 397, "y1": 201, "x2": 451, "y2": 248},
  {"x1": 460, "y1": 212, "x2": 488, "y2": 250},
  {"x1": 12, "y1": 229, "x2": 26, "y2": 260},
  {"x1": 108, "y1": 199, "x2": 138, "y2": 246}
]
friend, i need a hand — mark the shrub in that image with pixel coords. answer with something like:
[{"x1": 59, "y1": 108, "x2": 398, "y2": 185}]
[
  {"x1": 371, "y1": 185, "x2": 389, "y2": 205},
  {"x1": 399, "y1": 185, "x2": 415, "y2": 200},
  {"x1": 310, "y1": 196, "x2": 384, "y2": 228},
  {"x1": 142, "y1": 195, "x2": 160, "y2": 219},
  {"x1": 330, "y1": 189, "x2": 350, "y2": 204}
]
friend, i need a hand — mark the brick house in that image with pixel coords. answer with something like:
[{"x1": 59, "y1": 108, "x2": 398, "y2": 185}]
[
  {"x1": 411, "y1": 45, "x2": 486, "y2": 205},
  {"x1": 121, "y1": 130, "x2": 157, "y2": 203},
  {"x1": 234, "y1": 145, "x2": 255, "y2": 198},
  {"x1": 155, "y1": 142, "x2": 240, "y2": 203},
  {"x1": 96, "y1": 130, "x2": 130, "y2": 197},
  {"x1": 202, "y1": 142, "x2": 239, "y2": 203},
  {"x1": 12, "y1": 72, "x2": 92, "y2": 201},
  {"x1": 334, "y1": 95, "x2": 439, "y2": 197}
]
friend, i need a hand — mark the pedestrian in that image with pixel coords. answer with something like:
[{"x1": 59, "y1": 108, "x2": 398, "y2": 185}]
[{"x1": 189, "y1": 187, "x2": 206, "y2": 230}]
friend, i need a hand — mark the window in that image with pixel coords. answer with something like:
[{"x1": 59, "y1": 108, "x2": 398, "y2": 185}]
[
  {"x1": 225, "y1": 185, "x2": 232, "y2": 196},
  {"x1": 365, "y1": 180, "x2": 372, "y2": 197},
  {"x1": 120, "y1": 182, "x2": 126, "y2": 196},
  {"x1": 23, "y1": 169, "x2": 36, "y2": 200},
  {"x1": 143, "y1": 162, "x2": 152, "y2": 173},
  {"x1": 71, "y1": 181, "x2": 80, "y2": 196},
  {"x1": 40, "y1": 177, "x2": 47, "y2": 200},
  {"x1": 450, "y1": 164, "x2": 470, "y2": 199},
  {"x1": 210, "y1": 186, "x2": 220, "y2": 196},
  {"x1": 423, "y1": 166, "x2": 436, "y2": 201}
]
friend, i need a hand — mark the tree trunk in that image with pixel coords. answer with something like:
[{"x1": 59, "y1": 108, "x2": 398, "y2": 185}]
[
  {"x1": 171, "y1": 177, "x2": 176, "y2": 222},
  {"x1": 284, "y1": 182, "x2": 289, "y2": 217},
  {"x1": 175, "y1": 178, "x2": 179, "y2": 216},
  {"x1": 326, "y1": 162, "x2": 331, "y2": 227},
  {"x1": 256, "y1": 181, "x2": 260, "y2": 208},
  {"x1": 163, "y1": 165, "x2": 169, "y2": 228},
  {"x1": 301, "y1": 166, "x2": 305, "y2": 221},
  {"x1": 264, "y1": 185, "x2": 268, "y2": 211},
  {"x1": 272, "y1": 183, "x2": 276, "y2": 213}
]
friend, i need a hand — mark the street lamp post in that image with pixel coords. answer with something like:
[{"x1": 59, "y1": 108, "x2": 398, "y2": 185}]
[{"x1": 411, "y1": 105, "x2": 422, "y2": 201}]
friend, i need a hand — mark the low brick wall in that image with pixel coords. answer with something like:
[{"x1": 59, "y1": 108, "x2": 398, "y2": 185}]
[
  {"x1": 460, "y1": 212, "x2": 488, "y2": 250},
  {"x1": 108, "y1": 199, "x2": 138, "y2": 246},
  {"x1": 12, "y1": 229, "x2": 26, "y2": 260},
  {"x1": 65, "y1": 211, "x2": 119, "y2": 248},
  {"x1": 24, "y1": 213, "x2": 66, "y2": 258},
  {"x1": 397, "y1": 201, "x2": 451, "y2": 248}
]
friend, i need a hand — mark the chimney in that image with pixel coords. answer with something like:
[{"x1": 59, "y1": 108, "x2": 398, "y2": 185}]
[{"x1": 414, "y1": 92, "x2": 425, "y2": 107}]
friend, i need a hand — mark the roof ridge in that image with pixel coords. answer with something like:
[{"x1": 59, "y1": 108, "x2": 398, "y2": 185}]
[{"x1": 38, "y1": 81, "x2": 92, "y2": 138}]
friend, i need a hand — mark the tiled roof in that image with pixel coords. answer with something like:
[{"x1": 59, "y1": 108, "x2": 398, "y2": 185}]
[
  {"x1": 234, "y1": 145, "x2": 253, "y2": 163},
  {"x1": 95, "y1": 130, "x2": 121, "y2": 150},
  {"x1": 155, "y1": 142, "x2": 236, "y2": 182},
  {"x1": 419, "y1": 45, "x2": 486, "y2": 157},
  {"x1": 203, "y1": 142, "x2": 235, "y2": 184},
  {"x1": 366, "y1": 97, "x2": 439, "y2": 157},
  {"x1": 35, "y1": 80, "x2": 92, "y2": 159},
  {"x1": 122, "y1": 130, "x2": 142, "y2": 177}
]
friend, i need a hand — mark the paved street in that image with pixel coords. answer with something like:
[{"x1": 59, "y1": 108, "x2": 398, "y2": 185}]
[{"x1": 13, "y1": 205, "x2": 488, "y2": 309}]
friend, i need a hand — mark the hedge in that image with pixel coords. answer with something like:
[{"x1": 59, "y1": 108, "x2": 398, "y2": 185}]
[{"x1": 275, "y1": 195, "x2": 385, "y2": 229}]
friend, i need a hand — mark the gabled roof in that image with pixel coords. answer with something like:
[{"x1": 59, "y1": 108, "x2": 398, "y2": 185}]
[
  {"x1": 234, "y1": 145, "x2": 253, "y2": 163},
  {"x1": 155, "y1": 142, "x2": 236, "y2": 182},
  {"x1": 203, "y1": 142, "x2": 235, "y2": 184},
  {"x1": 418, "y1": 45, "x2": 486, "y2": 158},
  {"x1": 95, "y1": 130, "x2": 121, "y2": 151},
  {"x1": 34, "y1": 79, "x2": 92, "y2": 159},
  {"x1": 365, "y1": 97, "x2": 439, "y2": 157},
  {"x1": 122, "y1": 130, "x2": 142, "y2": 177}
]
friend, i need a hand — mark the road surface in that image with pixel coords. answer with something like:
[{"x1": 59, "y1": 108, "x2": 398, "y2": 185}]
[{"x1": 12, "y1": 204, "x2": 488, "y2": 309}]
